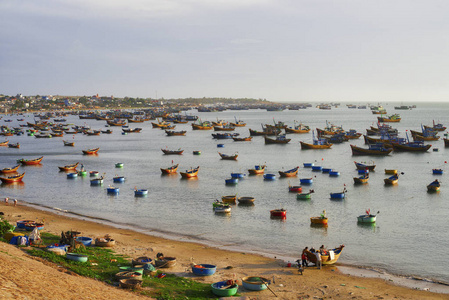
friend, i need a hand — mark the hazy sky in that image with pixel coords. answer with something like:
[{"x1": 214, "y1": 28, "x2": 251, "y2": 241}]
[{"x1": 2, "y1": 0, "x2": 449, "y2": 102}]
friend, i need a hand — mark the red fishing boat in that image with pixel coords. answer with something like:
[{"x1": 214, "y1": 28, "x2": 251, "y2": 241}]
[
  {"x1": 0, "y1": 172, "x2": 25, "y2": 183},
  {"x1": 18, "y1": 156, "x2": 44, "y2": 165},
  {"x1": 288, "y1": 184, "x2": 302, "y2": 193},
  {"x1": 270, "y1": 209, "x2": 287, "y2": 218},
  {"x1": 82, "y1": 148, "x2": 100, "y2": 155}
]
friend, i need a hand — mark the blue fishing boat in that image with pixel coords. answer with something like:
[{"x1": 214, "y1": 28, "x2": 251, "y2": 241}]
[
  {"x1": 311, "y1": 166, "x2": 323, "y2": 171},
  {"x1": 225, "y1": 178, "x2": 238, "y2": 184},
  {"x1": 263, "y1": 174, "x2": 276, "y2": 180},
  {"x1": 134, "y1": 189, "x2": 148, "y2": 197},
  {"x1": 90, "y1": 176, "x2": 104, "y2": 186},
  {"x1": 427, "y1": 179, "x2": 440, "y2": 192},
  {"x1": 230, "y1": 173, "x2": 246, "y2": 179},
  {"x1": 67, "y1": 172, "x2": 78, "y2": 179},
  {"x1": 113, "y1": 176, "x2": 125, "y2": 183},
  {"x1": 300, "y1": 178, "x2": 313, "y2": 185},
  {"x1": 432, "y1": 169, "x2": 443, "y2": 175},
  {"x1": 329, "y1": 171, "x2": 340, "y2": 177},
  {"x1": 192, "y1": 264, "x2": 217, "y2": 276},
  {"x1": 107, "y1": 186, "x2": 119, "y2": 194},
  {"x1": 303, "y1": 162, "x2": 314, "y2": 168},
  {"x1": 217, "y1": 144, "x2": 224, "y2": 148},
  {"x1": 241, "y1": 276, "x2": 270, "y2": 291},
  {"x1": 75, "y1": 236, "x2": 93, "y2": 246},
  {"x1": 358, "y1": 169, "x2": 369, "y2": 174},
  {"x1": 322, "y1": 168, "x2": 332, "y2": 173},
  {"x1": 330, "y1": 188, "x2": 347, "y2": 199}
]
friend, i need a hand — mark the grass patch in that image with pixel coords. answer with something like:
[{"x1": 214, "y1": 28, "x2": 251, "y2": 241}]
[{"x1": 22, "y1": 232, "x2": 215, "y2": 299}]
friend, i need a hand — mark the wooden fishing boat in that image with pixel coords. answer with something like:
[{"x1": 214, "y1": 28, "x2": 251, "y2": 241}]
[
  {"x1": 213, "y1": 125, "x2": 235, "y2": 131},
  {"x1": 63, "y1": 140, "x2": 75, "y2": 146},
  {"x1": 350, "y1": 144, "x2": 392, "y2": 156},
  {"x1": 95, "y1": 236, "x2": 116, "y2": 247},
  {"x1": 222, "y1": 195, "x2": 237, "y2": 204},
  {"x1": 232, "y1": 136, "x2": 252, "y2": 141},
  {"x1": 305, "y1": 245, "x2": 345, "y2": 265},
  {"x1": 58, "y1": 162, "x2": 79, "y2": 171},
  {"x1": 354, "y1": 161, "x2": 376, "y2": 171},
  {"x1": 279, "y1": 166, "x2": 299, "y2": 177},
  {"x1": 230, "y1": 118, "x2": 246, "y2": 127},
  {"x1": 300, "y1": 178, "x2": 313, "y2": 185},
  {"x1": 427, "y1": 180, "x2": 440, "y2": 192},
  {"x1": 285, "y1": 123, "x2": 310, "y2": 134},
  {"x1": 0, "y1": 172, "x2": 25, "y2": 183},
  {"x1": 218, "y1": 152, "x2": 238, "y2": 160},
  {"x1": 113, "y1": 176, "x2": 126, "y2": 183},
  {"x1": 270, "y1": 208, "x2": 286, "y2": 218},
  {"x1": 263, "y1": 173, "x2": 276, "y2": 180},
  {"x1": 237, "y1": 196, "x2": 255, "y2": 204},
  {"x1": 297, "y1": 190, "x2": 313, "y2": 200},
  {"x1": 432, "y1": 168, "x2": 443, "y2": 175},
  {"x1": 82, "y1": 147, "x2": 100, "y2": 155},
  {"x1": 357, "y1": 210, "x2": 377, "y2": 223},
  {"x1": 107, "y1": 119, "x2": 127, "y2": 126},
  {"x1": 249, "y1": 127, "x2": 280, "y2": 136},
  {"x1": 353, "y1": 174, "x2": 369, "y2": 184},
  {"x1": 122, "y1": 128, "x2": 142, "y2": 133},
  {"x1": 329, "y1": 170, "x2": 340, "y2": 177},
  {"x1": 212, "y1": 133, "x2": 239, "y2": 139},
  {"x1": 191, "y1": 121, "x2": 213, "y2": 130},
  {"x1": 345, "y1": 129, "x2": 362, "y2": 139},
  {"x1": 310, "y1": 216, "x2": 328, "y2": 225},
  {"x1": 161, "y1": 164, "x2": 179, "y2": 174},
  {"x1": 106, "y1": 186, "x2": 120, "y2": 194},
  {"x1": 18, "y1": 156, "x2": 44, "y2": 165},
  {"x1": 303, "y1": 162, "x2": 314, "y2": 168},
  {"x1": 300, "y1": 140, "x2": 332, "y2": 149},
  {"x1": 180, "y1": 166, "x2": 199, "y2": 178},
  {"x1": 424, "y1": 121, "x2": 446, "y2": 132},
  {"x1": 230, "y1": 172, "x2": 245, "y2": 179},
  {"x1": 214, "y1": 203, "x2": 232, "y2": 213},
  {"x1": 161, "y1": 148, "x2": 184, "y2": 155},
  {"x1": 90, "y1": 176, "x2": 104, "y2": 185},
  {"x1": 134, "y1": 189, "x2": 148, "y2": 197},
  {"x1": 385, "y1": 169, "x2": 397, "y2": 175},
  {"x1": 248, "y1": 165, "x2": 266, "y2": 175},
  {"x1": 288, "y1": 185, "x2": 302, "y2": 193},
  {"x1": 311, "y1": 166, "x2": 323, "y2": 172},
  {"x1": 264, "y1": 135, "x2": 291, "y2": 144},
  {"x1": 330, "y1": 188, "x2": 347, "y2": 199},
  {"x1": 8, "y1": 143, "x2": 20, "y2": 148},
  {"x1": 377, "y1": 114, "x2": 401, "y2": 122},
  {"x1": 0, "y1": 140, "x2": 8, "y2": 146},
  {"x1": 100, "y1": 129, "x2": 113, "y2": 134},
  {"x1": 391, "y1": 142, "x2": 431, "y2": 152},
  {"x1": 384, "y1": 174, "x2": 399, "y2": 185},
  {"x1": 0, "y1": 164, "x2": 20, "y2": 173},
  {"x1": 165, "y1": 130, "x2": 186, "y2": 136}
]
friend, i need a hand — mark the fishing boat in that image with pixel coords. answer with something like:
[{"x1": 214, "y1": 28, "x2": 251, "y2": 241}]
[
  {"x1": 433, "y1": 169, "x2": 443, "y2": 175},
  {"x1": 63, "y1": 140, "x2": 75, "y2": 146},
  {"x1": 350, "y1": 144, "x2": 392, "y2": 156},
  {"x1": 357, "y1": 209, "x2": 378, "y2": 223},
  {"x1": 391, "y1": 141, "x2": 431, "y2": 152},
  {"x1": 353, "y1": 174, "x2": 369, "y2": 184},
  {"x1": 213, "y1": 124, "x2": 236, "y2": 131},
  {"x1": 67, "y1": 172, "x2": 78, "y2": 179},
  {"x1": 300, "y1": 178, "x2": 313, "y2": 185},
  {"x1": 330, "y1": 188, "x2": 347, "y2": 199},
  {"x1": 300, "y1": 133, "x2": 333, "y2": 149},
  {"x1": 100, "y1": 129, "x2": 113, "y2": 134},
  {"x1": 237, "y1": 196, "x2": 255, "y2": 204},
  {"x1": 230, "y1": 173, "x2": 245, "y2": 179},
  {"x1": 122, "y1": 128, "x2": 142, "y2": 133},
  {"x1": 134, "y1": 189, "x2": 148, "y2": 197},
  {"x1": 0, "y1": 172, "x2": 25, "y2": 183},
  {"x1": 82, "y1": 148, "x2": 99, "y2": 155},
  {"x1": 211, "y1": 281, "x2": 239, "y2": 297},
  {"x1": 264, "y1": 134, "x2": 291, "y2": 144},
  {"x1": 113, "y1": 176, "x2": 126, "y2": 183},
  {"x1": 344, "y1": 129, "x2": 362, "y2": 139},
  {"x1": 354, "y1": 161, "x2": 376, "y2": 171},
  {"x1": 180, "y1": 166, "x2": 199, "y2": 178},
  {"x1": 378, "y1": 114, "x2": 401, "y2": 122},
  {"x1": 279, "y1": 166, "x2": 299, "y2": 177},
  {"x1": 241, "y1": 276, "x2": 270, "y2": 291},
  {"x1": 165, "y1": 130, "x2": 187, "y2": 136},
  {"x1": 221, "y1": 195, "x2": 237, "y2": 204},
  {"x1": 248, "y1": 165, "x2": 266, "y2": 175},
  {"x1": 160, "y1": 164, "x2": 179, "y2": 174},
  {"x1": 310, "y1": 216, "x2": 328, "y2": 225},
  {"x1": 106, "y1": 186, "x2": 119, "y2": 194},
  {"x1": 384, "y1": 174, "x2": 399, "y2": 185},
  {"x1": 18, "y1": 156, "x2": 44, "y2": 165},
  {"x1": 288, "y1": 184, "x2": 302, "y2": 193},
  {"x1": 311, "y1": 166, "x2": 323, "y2": 172},
  {"x1": 0, "y1": 164, "x2": 20, "y2": 173},
  {"x1": 297, "y1": 190, "x2": 314, "y2": 200},
  {"x1": 225, "y1": 178, "x2": 238, "y2": 184},
  {"x1": 424, "y1": 121, "x2": 446, "y2": 132},
  {"x1": 427, "y1": 180, "x2": 440, "y2": 192},
  {"x1": 305, "y1": 245, "x2": 345, "y2": 265},
  {"x1": 285, "y1": 122, "x2": 310, "y2": 134},
  {"x1": 230, "y1": 117, "x2": 246, "y2": 127},
  {"x1": 214, "y1": 203, "x2": 231, "y2": 213},
  {"x1": 8, "y1": 143, "x2": 20, "y2": 148},
  {"x1": 270, "y1": 208, "x2": 287, "y2": 218},
  {"x1": 263, "y1": 174, "x2": 276, "y2": 180},
  {"x1": 385, "y1": 169, "x2": 398, "y2": 175},
  {"x1": 58, "y1": 162, "x2": 79, "y2": 171},
  {"x1": 89, "y1": 171, "x2": 99, "y2": 177},
  {"x1": 303, "y1": 163, "x2": 314, "y2": 168},
  {"x1": 161, "y1": 148, "x2": 184, "y2": 155},
  {"x1": 218, "y1": 152, "x2": 238, "y2": 160},
  {"x1": 232, "y1": 136, "x2": 252, "y2": 142},
  {"x1": 191, "y1": 121, "x2": 213, "y2": 130},
  {"x1": 90, "y1": 176, "x2": 104, "y2": 185},
  {"x1": 0, "y1": 140, "x2": 9, "y2": 146},
  {"x1": 192, "y1": 264, "x2": 217, "y2": 276},
  {"x1": 322, "y1": 168, "x2": 332, "y2": 173},
  {"x1": 193, "y1": 150, "x2": 201, "y2": 155},
  {"x1": 212, "y1": 133, "x2": 239, "y2": 139},
  {"x1": 329, "y1": 171, "x2": 340, "y2": 177}
]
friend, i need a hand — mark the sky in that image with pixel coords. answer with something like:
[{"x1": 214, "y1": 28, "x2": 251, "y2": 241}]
[{"x1": 1, "y1": 0, "x2": 449, "y2": 102}]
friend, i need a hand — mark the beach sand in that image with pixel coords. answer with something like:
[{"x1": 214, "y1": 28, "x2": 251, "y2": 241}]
[{"x1": 0, "y1": 201, "x2": 448, "y2": 300}]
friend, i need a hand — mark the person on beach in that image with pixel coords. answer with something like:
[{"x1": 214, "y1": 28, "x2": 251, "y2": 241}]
[
  {"x1": 315, "y1": 251, "x2": 322, "y2": 269},
  {"x1": 4, "y1": 197, "x2": 8, "y2": 205},
  {"x1": 13, "y1": 199, "x2": 17, "y2": 206},
  {"x1": 301, "y1": 247, "x2": 309, "y2": 267}
]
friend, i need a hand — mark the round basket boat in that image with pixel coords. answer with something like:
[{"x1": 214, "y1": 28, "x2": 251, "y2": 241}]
[
  {"x1": 211, "y1": 281, "x2": 239, "y2": 297},
  {"x1": 90, "y1": 171, "x2": 99, "y2": 177},
  {"x1": 75, "y1": 236, "x2": 93, "y2": 246},
  {"x1": 66, "y1": 253, "x2": 88, "y2": 263},
  {"x1": 67, "y1": 172, "x2": 78, "y2": 179},
  {"x1": 16, "y1": 220, "x2": 34, "y2": 229},
  {"x1": 115, "y1": 271, "x2": 143, "y2": 280},
  {"x1": 242, "y1": 276, "x2": 270, "y2": 291},
  {"x1": 95, "y1": 237, "x2": 115, "y2": 247},
  {"x1": 192, "y1": 264, "x2": 217, "y2": 276},
  {"x1": 47, "y1": 247, "x2": 66, "y2": 256},
  {"x1": 115, "y1": 163, "x2": 124, "y2": 168},
  {"x1": 237, "y1": 196, "x2": 255, "y2": 204},
  {"x1": 155, "y1": 257, "x2": 177, "y2": 268},
  {"x1": 119, "y1": 278, "x2": 142, "y2": 289},
  {"x1": 132, "y1": 256, "x2": 153, "y2": 266}
]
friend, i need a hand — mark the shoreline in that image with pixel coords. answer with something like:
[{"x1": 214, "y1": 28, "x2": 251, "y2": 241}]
[{"x1": 1, "y1": 200, "x2": 447, "y2": 298}]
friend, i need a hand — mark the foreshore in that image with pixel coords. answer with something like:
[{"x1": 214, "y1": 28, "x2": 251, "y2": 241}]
[{"x1": 1, "y1": 201, "x2": 448, "y2": 299}]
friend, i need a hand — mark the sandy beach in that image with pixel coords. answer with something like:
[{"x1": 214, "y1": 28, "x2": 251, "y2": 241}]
[{"x1": 1, "y1": 201, "x2": 448, "y2": 300}]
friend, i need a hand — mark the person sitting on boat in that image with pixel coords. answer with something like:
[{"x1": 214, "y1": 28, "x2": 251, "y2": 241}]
[
  {"x1": 320, "y1": 210, "x2": 326, "y2": 219},
  {"x1": 80, "y1": 164, "x2": 85, "y2": 172}
]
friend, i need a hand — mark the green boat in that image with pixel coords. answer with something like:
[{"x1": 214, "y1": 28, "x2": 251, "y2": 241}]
[
  {"x1": 296, "y1": 190, "x2": 314, "y2": 200},
  {"x1": 211, "y1": 281, "x2": 238, "y2": 297},
  {"x1": 357, "y1": 209, "x2": 378, "y2": 223}
]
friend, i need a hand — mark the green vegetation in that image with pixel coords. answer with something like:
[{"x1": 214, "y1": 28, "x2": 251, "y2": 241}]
[
  {"x1": 0, "y1": 217, "x2": 15, "y2": 242},
  {"x1": 23, "y1": 232, "x2": 214, "y2": 299}
]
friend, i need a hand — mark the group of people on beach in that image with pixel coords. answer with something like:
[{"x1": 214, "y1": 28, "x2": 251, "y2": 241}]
[
  {"x1": 301, "y1": 245, "x2": 328, "y2": 270},
  {"x1": 4, "y1": 197, "x2": 17, "y2": 206}
]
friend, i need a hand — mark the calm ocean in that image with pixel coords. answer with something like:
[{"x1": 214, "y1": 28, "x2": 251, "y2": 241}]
[{"x1": 2, "y1": 102, "x2": 449, "y2": 285}]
